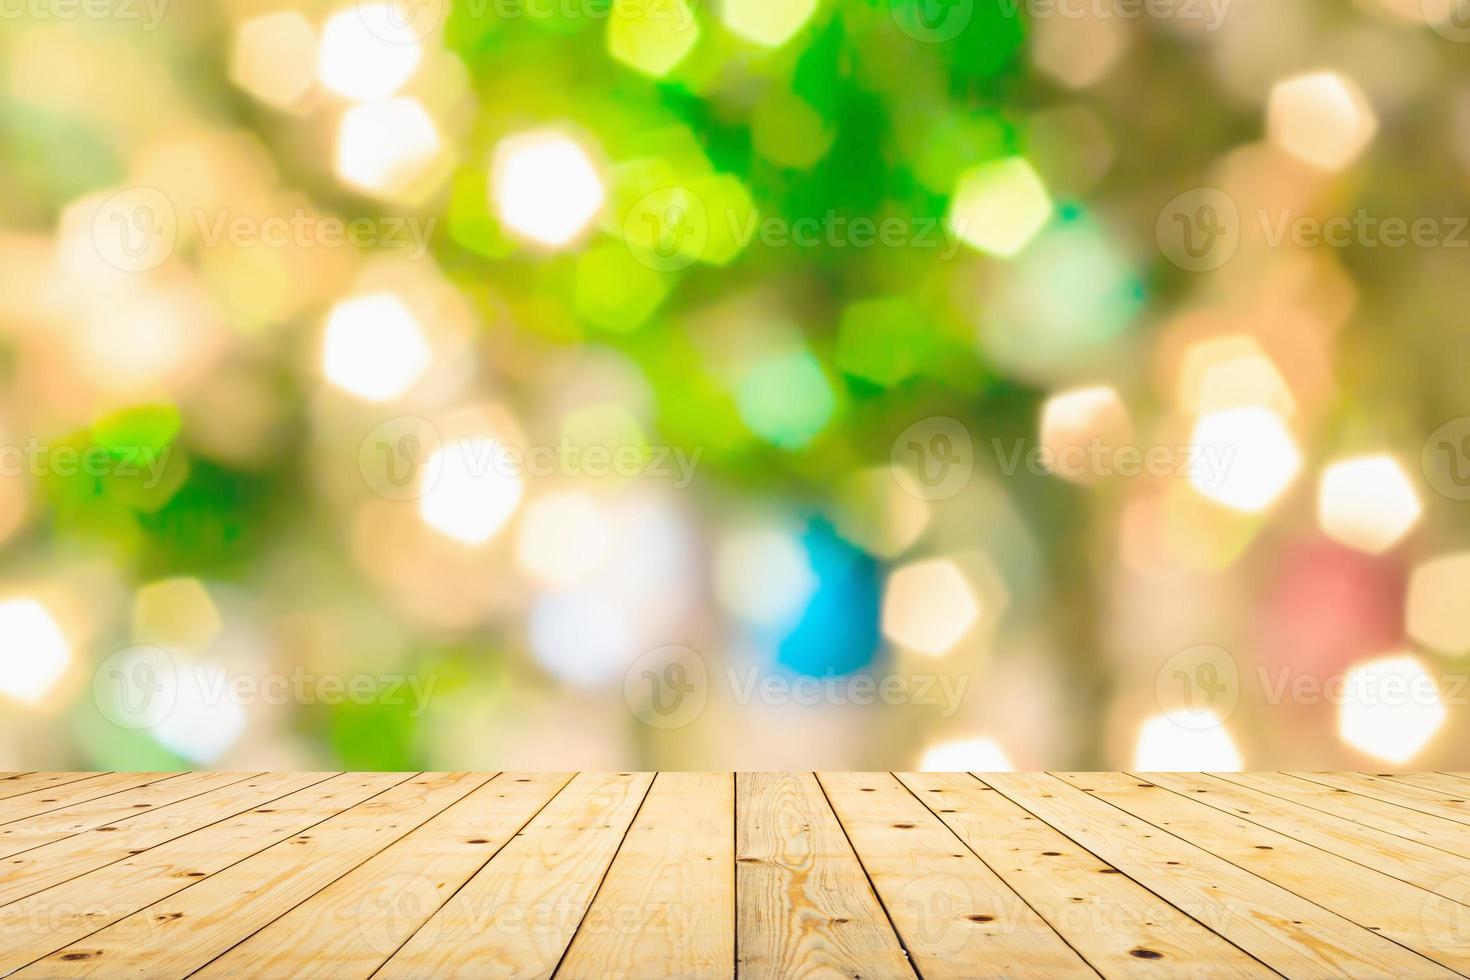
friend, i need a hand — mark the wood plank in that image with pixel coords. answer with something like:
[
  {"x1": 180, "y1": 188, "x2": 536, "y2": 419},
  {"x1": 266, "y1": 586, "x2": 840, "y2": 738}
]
[
  {"x1": 194, "y1": 773, "x2": 571, "y2": 979},
  {"x1": 0, "y1": 773, "x2": 325, "y2": 908},
  {"x1": 1379, "y1": 772, "x2": 1470, "y2": 798},
  {"x1": 0, "y1": 772, "x2": 255, "y2": 863},
  {"x1": 982, "y1": 772, "x2": 1452, "y2": 977},
  {"x1": 1143, "y1": 772, "x2": 1470, "y2": 901},
  {"x1": 818, "y1": 772, "x2": 1092, "y2": 978},
  {"x1": 23, "y1": 773, "x2": 485, "y2": 978},
  {"x1": 1067, "y1": 772, "x2": 1470, "y2": 973},
  {"x1": 0, "y1": 773, "x2": 180, "y2": 827},
  {"x1": 0, "y1": 774, "x2": 106, "y2": 803},
  {"x1": 1290, "y1": 771, "x2": 1470, "y2": 827},
  {"x1": 557, "y1": 772, "x2": 734, "y2": 980},
  {"x1": 897, "y1": 772, "x2": 1269, "y2": 978},
  {"x1": 1217, "y1": 771, "x2": 1470, "y2": 853},
  {"x1": 734, "y1": 772, "x2": 914, "y2": 980},
  {"x1": 377, "y1": 772, "x2": 653, "y2": 980},
  {"x1": 0, "y1": 773, "x2": 392, "y2": 974}
]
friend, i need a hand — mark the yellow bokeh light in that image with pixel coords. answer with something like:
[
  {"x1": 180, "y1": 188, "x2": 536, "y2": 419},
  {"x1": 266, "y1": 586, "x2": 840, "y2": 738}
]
[
  {"x1": 1188, "y1": 407, "x2": 1301, "y2": 513},
  {"x1": 230, "y1": 11, "x2": 318, "y2": 111},
  {"x1": 491, "y1": 129, "x2": 606, "y2": 250},
  {"x1": 1407, "y1": 553, "x2": 1470, "y2": 656},
  {"x1": 720, "y1": 0, "x2": 816, "y2": 48},
  {"x1": 882, "y1": 558, "x2": 981, "y2": 658},
  {"x1": 1267, "y1": 71, "x2": 1378, "y2": 172},
  {"x1": 133, "y1": 577, "x2": 222, "y2": 652},
  {"x1": 0, "y1": 598, "x2": 71, "y2": 704},
  {"x1": 418, "y1": 436, "x2": 525, "y2": 546},
  {"x1": 335, "y1": 98, "x2": 444, "y2": 202},
  {"x1": 321, "y1": 293, "x2": 431, "y2": 401},
  {"x1": 1337, "y1": 654, "x2": 1445, "y2": 764},
  {"x1": 317, "y1": 4, "x2": 423, "y2": 101},
  {"x1": 1316, "y1": 454, "x2": 1421, "y2": 555},
  {"x1": 919, "y1": 737, "x2": 1014, "y2": 772},
  {"x1": 608, "y1": 0, "x2": 700, "y2": 78},
  {"x1": 1178, "y1": 335, "x2": 1295, "y2": 420},
  {"x1": 1133, "y1": 712, "x2": 1243, "y2": 771},
  {"x1": 947, "y1": 157, "x2": 1053, "y2": 259}
]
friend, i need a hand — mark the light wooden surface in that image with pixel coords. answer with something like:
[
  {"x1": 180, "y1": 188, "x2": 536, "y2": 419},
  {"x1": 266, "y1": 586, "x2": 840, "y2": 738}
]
[{"x1": 2, "y1": 773, "x2": 1470, "y2": 977}]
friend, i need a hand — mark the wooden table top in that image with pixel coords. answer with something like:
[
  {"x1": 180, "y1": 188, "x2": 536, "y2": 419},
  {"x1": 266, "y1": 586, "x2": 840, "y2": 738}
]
[{"x1": 0, "y1": 771, "x2": 1468, "y2": 977}]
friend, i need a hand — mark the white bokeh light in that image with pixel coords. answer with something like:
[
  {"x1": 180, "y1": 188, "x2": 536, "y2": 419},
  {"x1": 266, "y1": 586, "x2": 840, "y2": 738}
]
[
  {"x1": 1189, "y1": 407, "x2": 1301, "y2": 513},
  {"x1": 920, "y1": 737, "x2": 1014, "y2": 772},
  {"x1": 516, "y1": 492, "x2": 612, "y2": 588},
  {"x1": 418, "y1": 436, "x2": 524, "y2": 545},
  {"x1": 153, "y1": 660, "x2": 247, "y2": 765},
  {"x1": 1338, "y1": 654, "x2": 1446, "y2": 764},
  {"x1": 0, "y1": 599, "x2": 70, "y2": 704},
  {"x1": 491, "y1": 130, "x2": 606, "y2": 249},
  {"x1": 321, "y1": 293, "x2": 431, "y2": 401},
  {"x1": 1317, "y1": 454, "x2": 1422, "y2": 555},
  {"x1": 335, "y1": 97, "x2": 442, "y2": 200},
  {"x1": 715, "y1": 527, "x2": 815, "y2": 630},
  {"x1": 882, "y1": 559, "x2": 980, "y2": 658},
  {"x1": 1267, "y1": 71, "x2": 1378, "y2": 172},
  {"x1": 1133, "y1": 712, "x2": 1243, "y2": 771},
  {"x1": 318, "y1": 4, "x2": 423, "y2": 101}
]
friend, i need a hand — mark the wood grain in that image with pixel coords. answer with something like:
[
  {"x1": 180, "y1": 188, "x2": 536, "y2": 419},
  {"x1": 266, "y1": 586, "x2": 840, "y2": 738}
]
[
  {"x1": 376, "y1": 772, "x2": 654, "y2": 980},
  {"x1": 557, "y1": 772, "x2": 734, "y2": 980},
  {"x1": 736, "y1": 771, "x2": 913, "y2": 979}
]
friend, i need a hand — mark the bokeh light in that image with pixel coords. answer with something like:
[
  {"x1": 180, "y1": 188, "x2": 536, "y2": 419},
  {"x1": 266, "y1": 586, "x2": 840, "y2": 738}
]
[{"x1": 0, "y1": 0, "x2": 1464, "y2": 774}]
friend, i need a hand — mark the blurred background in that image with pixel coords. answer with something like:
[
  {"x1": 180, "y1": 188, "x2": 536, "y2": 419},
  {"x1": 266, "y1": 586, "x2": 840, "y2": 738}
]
[{"x1": 1, "y1": 0, "x2": 1469, "y2": 772}]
